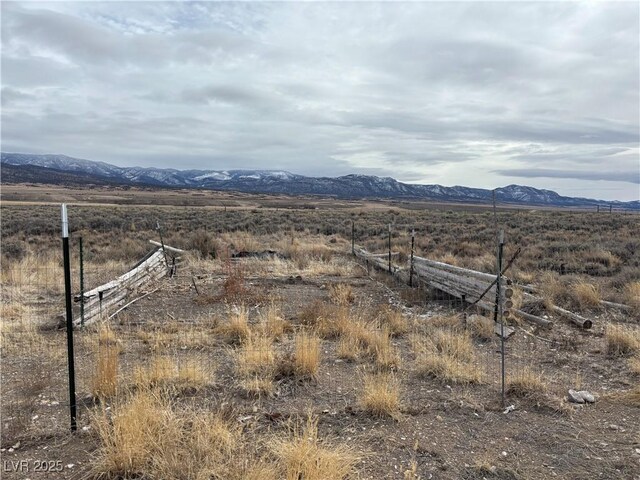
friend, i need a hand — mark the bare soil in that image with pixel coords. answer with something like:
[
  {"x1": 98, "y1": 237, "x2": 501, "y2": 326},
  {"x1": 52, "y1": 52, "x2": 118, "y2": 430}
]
[{"x1": 2, "y1": 252, "x2": 639, "y2": 480}]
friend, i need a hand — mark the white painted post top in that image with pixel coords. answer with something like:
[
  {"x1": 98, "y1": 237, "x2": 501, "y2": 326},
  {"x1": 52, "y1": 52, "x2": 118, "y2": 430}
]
[{"x1": 61, "y1": 204, "x2": 69, "y2": 238}]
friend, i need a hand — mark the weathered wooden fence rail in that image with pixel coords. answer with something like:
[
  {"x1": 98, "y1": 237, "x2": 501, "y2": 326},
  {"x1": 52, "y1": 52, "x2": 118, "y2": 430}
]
[
  {"x1": 73, "y1": 242, "x2": 184, "y2": 326},
  {"x1": 354, "y1": 246, "x2": 593, "y2": 329}
]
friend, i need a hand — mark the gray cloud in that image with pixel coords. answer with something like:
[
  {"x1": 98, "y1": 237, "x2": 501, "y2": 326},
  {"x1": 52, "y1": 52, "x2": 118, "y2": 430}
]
[
  {"x1": 494, "y1": 168, "x2": 640, "y2": 184},
  {"x1": 1, "y1": 1, "x2": 638, "y2": 200}
]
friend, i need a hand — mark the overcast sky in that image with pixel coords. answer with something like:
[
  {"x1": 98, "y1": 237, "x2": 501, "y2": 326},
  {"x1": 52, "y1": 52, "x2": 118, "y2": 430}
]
[{"x1": 2, "y1": 1, "x2": 639, "y2": 201}]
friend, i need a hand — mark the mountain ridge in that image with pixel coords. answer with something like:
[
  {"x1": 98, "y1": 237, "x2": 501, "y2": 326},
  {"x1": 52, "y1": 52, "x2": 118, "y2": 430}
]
[{"x1": 2, "y1": 152, "x2": 638, "y2": 209}]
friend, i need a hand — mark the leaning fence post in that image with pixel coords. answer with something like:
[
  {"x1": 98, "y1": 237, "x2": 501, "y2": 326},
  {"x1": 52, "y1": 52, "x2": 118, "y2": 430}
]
[
  {"x1": 156, "y1": 221, "x2": 169, "y2": 268},
  {"x1": 61, "y1": 204, "x2": 77, "y2": 431}
]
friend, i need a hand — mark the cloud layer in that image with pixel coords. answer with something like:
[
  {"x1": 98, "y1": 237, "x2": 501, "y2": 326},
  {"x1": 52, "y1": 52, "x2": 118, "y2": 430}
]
[{"x1": 2, "y1": 1, "x2": 638, "y2": 200}]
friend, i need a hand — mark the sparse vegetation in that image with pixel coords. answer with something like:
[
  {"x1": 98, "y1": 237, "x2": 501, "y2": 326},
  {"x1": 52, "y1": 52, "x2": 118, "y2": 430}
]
[
  {"x1": 91, "y1": 323, "x2": 120, "y2": 399},
  {"x1": 216, "y1": 306, "x2": 251, "y2": 345},
  {"x1": 506, "y1": 368, "x2": 547, "y2": 398},
  {"x1": 3, "y1": 197, "x2": 639, "y2": 479},
  {"x1": 605, "y1": 325, "x2": 640, "y2": 356},
  {"x1": 271, "y1": 415, "x2": 359, "y2": 480},
  {"x1": 360, "y1": 372, "x2": 401, "y2": 418}
]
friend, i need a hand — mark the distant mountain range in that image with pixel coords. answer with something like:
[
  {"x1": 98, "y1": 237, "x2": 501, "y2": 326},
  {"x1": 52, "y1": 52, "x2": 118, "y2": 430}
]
[{"x1": 2, "y1": 152, "x2": 638, "y2": 209}]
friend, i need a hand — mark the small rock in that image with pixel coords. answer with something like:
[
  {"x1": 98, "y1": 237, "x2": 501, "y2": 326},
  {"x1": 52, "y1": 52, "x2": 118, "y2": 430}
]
[
  {"x1": 568, "y1": 389, "x2": 585, "y2": 404},
  {"x1": 503, "y1": 405, "x2": 516, "y2": 414},
  {"x1": 12, "y1": 441, "x2": 20, "y2": 449},
  {"x1": 66, "y1": 464, "x2": 75, "y2": 469},
  {"x1": 577, "y1": 390, "x2": 595, "y2": 403}
]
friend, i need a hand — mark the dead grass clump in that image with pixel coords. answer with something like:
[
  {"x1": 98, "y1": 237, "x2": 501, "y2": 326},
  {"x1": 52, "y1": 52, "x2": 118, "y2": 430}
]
[
  {"x1": 570, "y1": 281, "x2": 601, "y2": 311},
  {"x1": 377, "y1": 305, "x2": 409, "y2": 336},
  {"x1": 624, "y1": 281, "x2": 640, "y2": 314},
  {"x1": 439, "y1": 252, "x2": 460, "y2": 266},
  {"x1": 133, "y1": 356, "x2": 211, "y2": 392},
  {"x1": 468, "y1": 315, "x2": 495, "y2": 340},
  {"x1": 286, "y1": 332, "x2": 321, "y2": 380},
  {"x1": 221, "y1": 263, "x2": 248, "y2": 300},
  {"x1": 259, "y1": 303, "x2": 292, "y2": 339},
  {"x1": 416, "y1": 353, "x2": 484, "y2": 385},
  {"x1": 92, "y1": 390, "x2": 172, "y2": 477},
  {"x1": 539, "y1": 271, "x2": 566, "y2": 309},
  {"x1": 240, "y1": 375, "x2": 276, "y2": 398},
  {"x1": 336, "y1": 333, "x2": 360, "y2": 361},
  {"x1": 234, "y1": 333, "x2": 276, "y2": 397},
  {"x1": 605, "y1": 325, "x2": 640, "y2": 356},
  {"x1": 299, "y1": 301, "x2": 350, "y2": 339},
  {"x1": 433, "y1": 329, "x2": 474, "y2": 362},
  {"x1": 91, "y1": 324, "x2": 120, "y2": 399},
  {"x1": 618, "y1": 385, "x2": 640, "y2": 407},
  {"x1": 506, "y1": 368, "x2": 547, "y2": 398},
  {"x1": 235, "y1": 334, "x2": 276, "y2": 377},
  {"x1": 92, "y1": 391, "x2": 239, "y2": 479},
  {"x1": 360, "y1": 372, "x2": 401, "y2": 418},
  {"x1": 366, "y1": 326, "x2": 401, "y2": 371},
  {"x1": 329, "y1": 283, "x2": 355, "y2": 306},
  {"x1": 629, "y1": 355, "x2": 640, "y2": 375},
  {"x1": 430, "y1": 314, "x2": 463, "y2": 330},
  {"x1": 216, "y1": 306, "x2": 251, "y2": 345},
  {"x1": 271, "y1": 415, "x2": 359, "y2": 480}
]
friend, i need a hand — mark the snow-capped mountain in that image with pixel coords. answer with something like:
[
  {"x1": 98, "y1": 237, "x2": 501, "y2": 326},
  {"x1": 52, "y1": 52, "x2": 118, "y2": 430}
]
[{"x1": 1, "y1": 152, "x2": 638, "y2": 209}]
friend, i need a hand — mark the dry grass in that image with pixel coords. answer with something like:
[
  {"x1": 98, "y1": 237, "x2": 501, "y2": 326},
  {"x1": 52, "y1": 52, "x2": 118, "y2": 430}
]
[
  {"x1": 624, "y1": 281, "x2": 640, "y2": 314},
  {"x1": 92, "y1": 390, "x2": 172, "y2": 477},
  {"x1": 329, "y1": 283, "x2": 355, "y2": 306},
  {"x1": 360, "y1": 372, "x2": 401, "y2": 418},
  {"x1": 506, "y1": 368, "x2": 547, "y2": 398},
  {"x1": 627, "y1": 355, "x2": 640, "y2": 375},
  {"x1": 366, "y1": 326, "x2": 401, "y2": 371},
  {"x1": 234, "y1": 333, "x2": 277, "y2": 397},
  {"x1": 91, "y1": 390, "x2": 240, "y2": 479},
  {"x1": 291, "y1": 332, "x2": 321, "y2": 380},
  {"x1": 235, "y1": 334, "x2": 276, "y2": 377},
  {"x1": 416, "y1": 353, "x2": 484, "y2": 384},
  {"x1": 605, "y1": 325, "x2": 640, "y2": 356},
  {"x1": 258, "y1": 303, "x2": 292, "y2": 340},
  {"x1": 271, "y1": 415, "x2": 359, "y2": 480},
  {"x1": 430, "y1": 314, "x2": 463, "y2": 330},
  {"x1": 91, "y1": 324, "x2": 120, "y2": 399},
  {"x1": 336, "y1": 334, "x2": 360, "y2": 361},
  {"x1": 133, "y1": 356, "x2": 211, "y2": 391},
  {"x1": 539, "y1": 272, "x2": 564, "y2": 309},
  {"x1": 299, "y1": 300, "x2": 346, "y2": 339},
  {"x1": 468, "y1": 314, "x2": 495, "y2": 340},
  {"x1": 216, "y1": 306, "x2": 251, "y2": 345},
  {"x1": 377, "y1": 305, "x2": 409, "y2": 337},
  {"x1": 571, "y1": 281, "x2": 601, "y2": 311},
  {"x1": 433, "y1": 329, "x2": 474, "y2": 362},
  {"x1": 240, "y1": 375, "x2": 276, "y2": 398}
]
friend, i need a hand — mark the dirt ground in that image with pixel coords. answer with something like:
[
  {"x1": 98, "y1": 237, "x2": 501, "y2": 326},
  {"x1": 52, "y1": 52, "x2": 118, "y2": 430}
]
[{"x1": 1, "y1": 250, "x2": 639, "y2": 480}]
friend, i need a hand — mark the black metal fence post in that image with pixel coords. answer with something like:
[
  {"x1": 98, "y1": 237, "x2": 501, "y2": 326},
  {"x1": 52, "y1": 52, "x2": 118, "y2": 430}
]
[
  {"x1": 351, "y1": 220, "x2": 355, "y2": 255},
  {"x1": 61, "y1": 204, "x2": 77, "y2": 431},
  {"x1": 409, "y1": 229, "x2": 415, "y2": 287},
  {"x1": 79, "y1": 237, "x2": 85, "y2": 327},
  {"x1": 493, "y1": 229, "x2": 506, "y2": 407},
  {"x1": 388, "y1": 224, "x2": 392, "y2": 273}
]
